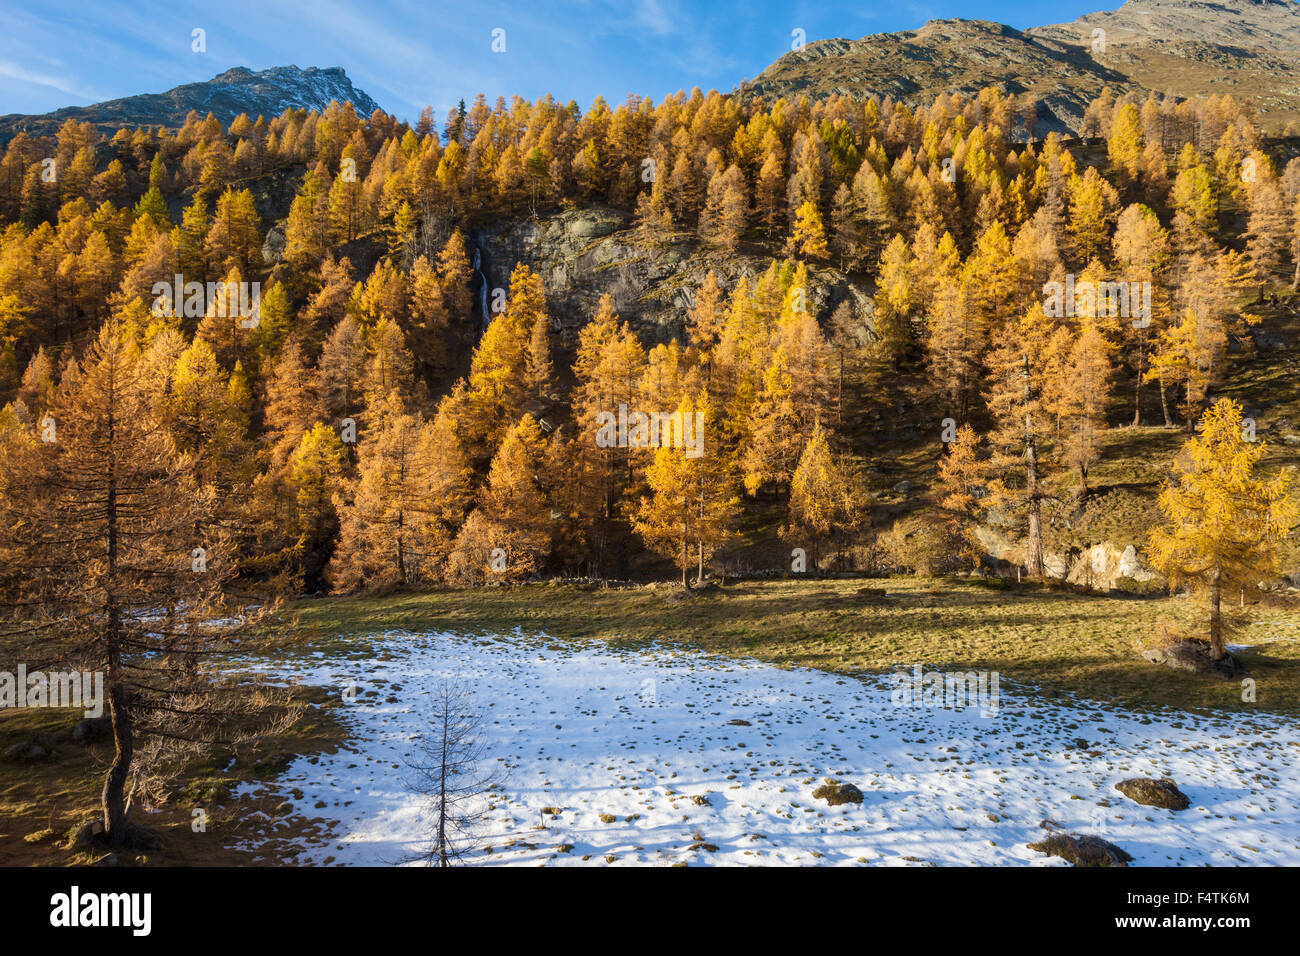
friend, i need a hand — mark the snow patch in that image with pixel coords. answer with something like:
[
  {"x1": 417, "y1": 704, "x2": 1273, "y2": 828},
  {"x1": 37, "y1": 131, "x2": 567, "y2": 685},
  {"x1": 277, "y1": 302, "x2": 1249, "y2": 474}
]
[{"x1": 237, "y1": 631, "x2": 1300, "y2": 866}]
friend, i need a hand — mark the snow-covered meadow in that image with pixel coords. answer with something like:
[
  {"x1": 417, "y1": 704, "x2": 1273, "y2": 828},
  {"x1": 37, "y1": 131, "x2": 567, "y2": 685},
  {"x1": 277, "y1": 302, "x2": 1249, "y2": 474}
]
[{"x1": 238, "y1": 630, "x2": 1300, "y2": 866}]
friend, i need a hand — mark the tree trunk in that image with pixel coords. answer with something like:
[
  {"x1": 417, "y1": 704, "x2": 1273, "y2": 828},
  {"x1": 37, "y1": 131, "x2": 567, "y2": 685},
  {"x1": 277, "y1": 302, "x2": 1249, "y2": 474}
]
[
  {"x1": 1022, "y1": 355, "x2": 1045, "y2": 578},
  {"x1": 438, "y1": 700, "x2": 449, "y2": 867},
  {"x1": 681, "y1": 530, "x2": 687, "y2": 588},
  {"x1": 1025, "y1": 464, "x2": 1044, "y2": 578},
  {"x1": 697, "y1": 541, "x2": 704, "y2": 586},
  {"x1": 1159, "y1": 380, "x2": 1172, "y2": 428},
  {"x1": 396, "y1": 509, "x2": 406, "y2": 583},
  {"x1": 1132, "y1": 334, "x2": 1145, "y2": 427},
  {"x1": 102, "y1": 633, "x2": 133, "y2": 846},
  {"x1": 1076, "y1": 415, "x2": 1089, "y2": 498},
  {"x1": 1209, "y1": 570, "x2": 1224, "y2": 661},
  {"x1": 837, "y1": 353, "x2": 844, "y2": 429},
  {"x1": 102, "y1": 400, "x2": 132, "y2": 847}
]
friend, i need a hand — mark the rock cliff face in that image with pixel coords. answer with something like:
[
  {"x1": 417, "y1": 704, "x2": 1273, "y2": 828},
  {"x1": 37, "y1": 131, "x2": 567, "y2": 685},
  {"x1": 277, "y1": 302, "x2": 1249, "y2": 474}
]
[
  {"x1": 472, "y1": 207, "x2": 876, "y2": 344},
  {"x1": 738, "y1": 0, "x2": 1300, "y2": 133},
  {"x1": 973, "y1": 526, "x2": 1161, "y2": 591}
]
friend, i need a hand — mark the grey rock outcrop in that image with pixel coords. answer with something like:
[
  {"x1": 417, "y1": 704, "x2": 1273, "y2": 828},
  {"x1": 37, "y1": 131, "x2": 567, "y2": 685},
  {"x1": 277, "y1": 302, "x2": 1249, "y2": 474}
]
[{"x1": 473, "y1": 208, "x2": 876, "y2": 343}]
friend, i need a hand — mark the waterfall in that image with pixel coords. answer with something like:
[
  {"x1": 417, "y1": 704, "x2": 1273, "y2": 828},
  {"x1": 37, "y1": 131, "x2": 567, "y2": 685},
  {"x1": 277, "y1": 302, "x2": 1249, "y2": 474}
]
[{"x1": 472, "y1": 246, "x2": 489, "y2": 334}]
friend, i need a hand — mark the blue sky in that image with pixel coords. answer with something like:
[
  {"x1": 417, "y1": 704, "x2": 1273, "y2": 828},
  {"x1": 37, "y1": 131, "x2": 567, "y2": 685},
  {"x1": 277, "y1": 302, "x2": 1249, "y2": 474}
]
[{"x1": 0, "y1": 1, "x2": 1103, "y2": 122}]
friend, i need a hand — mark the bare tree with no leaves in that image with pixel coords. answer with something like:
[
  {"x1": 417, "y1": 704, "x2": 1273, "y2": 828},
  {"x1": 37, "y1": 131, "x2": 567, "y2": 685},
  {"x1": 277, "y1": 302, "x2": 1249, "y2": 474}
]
[{"x1": 402, "y1": 680, "x2": 498, "y2": 866}]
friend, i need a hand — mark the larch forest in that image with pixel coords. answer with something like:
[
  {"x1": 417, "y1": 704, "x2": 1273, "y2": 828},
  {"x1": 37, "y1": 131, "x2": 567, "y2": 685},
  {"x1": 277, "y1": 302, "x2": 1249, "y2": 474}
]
[{"x1": 0, "y1": 0, "x2": 1298, "y2": 915}]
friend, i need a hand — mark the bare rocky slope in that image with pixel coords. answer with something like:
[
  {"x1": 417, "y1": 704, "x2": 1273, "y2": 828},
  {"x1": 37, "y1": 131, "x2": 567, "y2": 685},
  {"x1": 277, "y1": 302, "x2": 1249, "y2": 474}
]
[{"x1": 739, "y1": 0, "x2": 1300, "y2": 133}]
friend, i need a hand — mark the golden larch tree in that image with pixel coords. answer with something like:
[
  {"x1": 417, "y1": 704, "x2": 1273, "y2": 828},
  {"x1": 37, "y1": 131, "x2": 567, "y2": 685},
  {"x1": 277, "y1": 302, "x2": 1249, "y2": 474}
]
[
  {"x1": 1147, "y1": 398, "x2": 1298, "y2": 661},
  {"x1": 632, "y1": 395, "x2": 739, "y2": 585},
  {"x1": 783, "y1": 421, "x2": 871, "y2": 571},
  {"x1": 0, "y1": 325, "x2": 288, "y2": 848}
]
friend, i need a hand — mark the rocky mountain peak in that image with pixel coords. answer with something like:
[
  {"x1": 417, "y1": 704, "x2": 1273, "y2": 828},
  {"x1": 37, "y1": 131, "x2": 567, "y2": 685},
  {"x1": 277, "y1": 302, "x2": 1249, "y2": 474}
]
[{"x1": 0, "y1": 65, "x2": 382, "y2": 142}]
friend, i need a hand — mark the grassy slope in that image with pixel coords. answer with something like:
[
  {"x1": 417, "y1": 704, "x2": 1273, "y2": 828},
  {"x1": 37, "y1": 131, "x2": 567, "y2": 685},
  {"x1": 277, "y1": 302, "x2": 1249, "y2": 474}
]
[
  {"x1": 0, "y1": 682, "x2": 348, "y2": 865},
  {"x1": 8, "y1": 572, "x2": 1295, "y2": 863},
  {"x1": 291, "y1": 576, "x2": 1300, "y2": 714}
]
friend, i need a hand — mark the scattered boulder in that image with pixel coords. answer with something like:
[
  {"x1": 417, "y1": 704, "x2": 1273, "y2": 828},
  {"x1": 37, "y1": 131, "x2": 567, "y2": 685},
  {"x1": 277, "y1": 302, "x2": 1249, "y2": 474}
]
[
  {"x1": 70, "y1": 818, "x2": 106, "y2": 849},
  {"x1": 663, "y1": 581, "x2": 722, "y2": 604},
  {"x1": 972, "y1": 524, "x2": 1070, "y2": 578},
  {"x1": 1140, "y1": 638, "x2": 1242, "y2": 677},
  {"x1": 3, "y1": 740, "x2": 50, "y2": 763},
  {"x1": 71, "y1": 716, "x2": 112, "y2": 743},
  {"x1": 1115, "y1": 777, "x2": 1191, "y2": 811},
  {"x1": 812, "y1": 779, "x2": 864, "y2": 806},
  {"x1": 1068, "y1": 542, "x2": 1157, "y2": 591},
  {"x1": 1250, "y1": 327, "x2": 1288, "y2": 350},
  {"x1": 892, "y1": 480, "x2": 914, "y2": 495},
  {"x1": 690, "y1": 794, "x2": 712, "y2": 807},
  {"x1": 1028, "y1": 832, "x2": 1133, "y2": 867},
  {"x1": 71, "y1": 818, "x2": 163, "y2": 852}
]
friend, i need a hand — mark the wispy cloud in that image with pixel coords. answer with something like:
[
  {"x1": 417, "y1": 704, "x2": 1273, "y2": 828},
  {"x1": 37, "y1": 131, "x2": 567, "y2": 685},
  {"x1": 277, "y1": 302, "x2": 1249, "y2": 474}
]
[
  {"x1": 0, "y1": 59, "x2": 100, "y2": 103},
  {"x1": 634, "y1": 0, "x2": 676, "y2": 36},
  {"x1": 0, "y1": 0, "x2": 1106, "y2": 119}
]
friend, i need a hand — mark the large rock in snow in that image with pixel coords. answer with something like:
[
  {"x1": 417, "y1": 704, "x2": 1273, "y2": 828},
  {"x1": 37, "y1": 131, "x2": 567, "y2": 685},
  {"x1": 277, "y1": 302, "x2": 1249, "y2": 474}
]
[{"x1": 1115, "y1": 777, "x2": 1191, "y2": 811}]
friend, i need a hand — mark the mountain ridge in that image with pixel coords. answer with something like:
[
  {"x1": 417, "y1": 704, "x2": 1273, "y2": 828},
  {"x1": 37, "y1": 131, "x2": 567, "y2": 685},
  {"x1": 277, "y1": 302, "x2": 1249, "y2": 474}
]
[
  {"x1": 0, "y1": 65, "x2": 381, "y2": 141},
  {"x1": 738, "y1": 0, "x2": 1300, "y2": 133}
]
